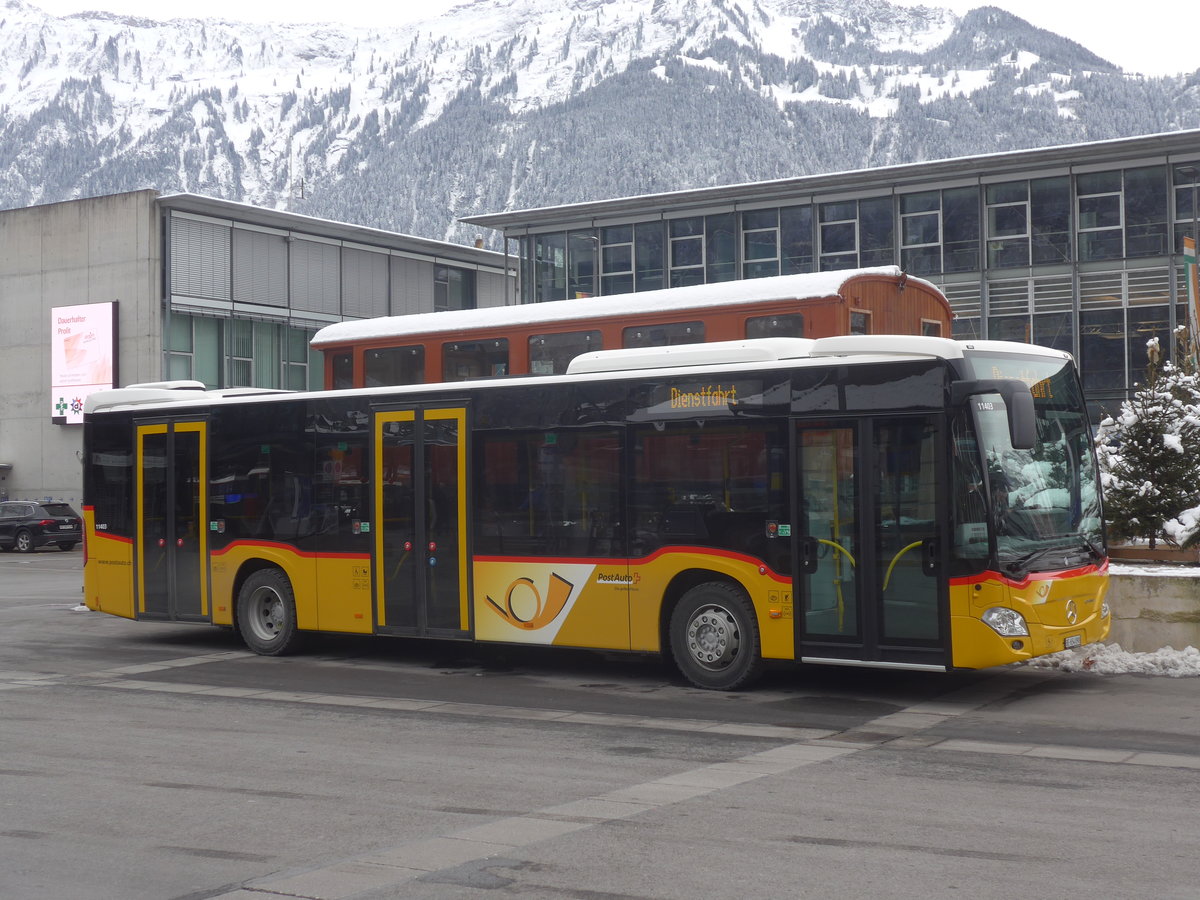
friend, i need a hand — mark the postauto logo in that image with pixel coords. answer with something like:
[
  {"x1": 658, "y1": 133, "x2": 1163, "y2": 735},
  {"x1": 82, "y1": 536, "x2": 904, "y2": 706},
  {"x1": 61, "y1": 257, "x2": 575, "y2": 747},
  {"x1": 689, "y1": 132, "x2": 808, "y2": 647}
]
[
  {"x1": 486, "y1": 572, "x2": 576, "y2": 630},
  {"x1": 596, "y1": 571, "x2": 639, "y2": 585}
]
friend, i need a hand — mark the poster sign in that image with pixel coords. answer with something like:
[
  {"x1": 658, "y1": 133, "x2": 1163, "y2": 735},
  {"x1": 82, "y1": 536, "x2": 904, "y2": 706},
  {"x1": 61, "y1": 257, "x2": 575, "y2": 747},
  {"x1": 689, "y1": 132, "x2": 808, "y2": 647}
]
[{"x1": 50, "y1": 301, "x2": 118, "y2": 424}]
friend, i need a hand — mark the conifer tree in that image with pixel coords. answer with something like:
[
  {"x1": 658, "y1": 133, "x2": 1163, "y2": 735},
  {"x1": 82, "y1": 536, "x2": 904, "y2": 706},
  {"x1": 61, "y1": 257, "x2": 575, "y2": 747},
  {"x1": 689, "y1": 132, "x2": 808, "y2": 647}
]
[{"x1": 1095, "y1": 330, "x2": 1200, "y2": 548}]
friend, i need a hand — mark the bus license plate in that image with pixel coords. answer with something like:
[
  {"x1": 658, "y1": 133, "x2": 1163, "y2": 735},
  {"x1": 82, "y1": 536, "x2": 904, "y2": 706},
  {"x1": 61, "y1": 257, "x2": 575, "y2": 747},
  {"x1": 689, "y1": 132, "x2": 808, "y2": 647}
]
[{"x1": 1063, "y1": 634, "x2": 1082, "y2": 650}]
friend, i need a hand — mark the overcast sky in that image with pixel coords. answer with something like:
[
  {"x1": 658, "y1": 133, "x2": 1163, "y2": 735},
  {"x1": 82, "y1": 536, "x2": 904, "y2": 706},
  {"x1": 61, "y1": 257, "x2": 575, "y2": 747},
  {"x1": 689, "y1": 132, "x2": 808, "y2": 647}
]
[{"x1": 29, "y1": 0, "x2": 1195, "y2": 77}]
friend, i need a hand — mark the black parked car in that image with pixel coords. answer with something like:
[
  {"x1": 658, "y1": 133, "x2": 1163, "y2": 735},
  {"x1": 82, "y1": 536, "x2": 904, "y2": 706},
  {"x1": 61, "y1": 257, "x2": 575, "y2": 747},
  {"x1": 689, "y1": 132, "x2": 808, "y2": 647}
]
[{"x1": 0, "y1": 501, "x2": 83, "y2": 552}]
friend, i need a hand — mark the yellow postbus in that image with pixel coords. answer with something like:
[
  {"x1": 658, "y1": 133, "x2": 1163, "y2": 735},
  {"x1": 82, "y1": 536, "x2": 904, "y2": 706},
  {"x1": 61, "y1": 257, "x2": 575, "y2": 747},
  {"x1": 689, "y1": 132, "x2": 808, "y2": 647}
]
[{"x1": 82, "y1": 335, "x2": 1109, "y2": 690}]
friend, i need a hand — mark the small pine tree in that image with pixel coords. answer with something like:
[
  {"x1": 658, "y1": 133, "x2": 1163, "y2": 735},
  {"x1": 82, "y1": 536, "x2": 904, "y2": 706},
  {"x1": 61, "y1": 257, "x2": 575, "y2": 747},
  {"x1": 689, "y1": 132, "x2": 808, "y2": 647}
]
[{"x1": 1096, "y1": 330, "x2": 1200, "y2": 548}]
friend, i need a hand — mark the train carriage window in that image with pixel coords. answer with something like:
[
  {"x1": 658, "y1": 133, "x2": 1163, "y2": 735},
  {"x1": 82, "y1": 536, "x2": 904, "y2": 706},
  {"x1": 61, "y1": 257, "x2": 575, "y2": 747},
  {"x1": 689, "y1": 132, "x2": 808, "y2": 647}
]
[
  {"x1": 331, "y1": 352, "x2": 353, "y2": 389},
  {"x1": 623, "y1": 322, "x2": 704, "y2": 349},
  {"x1": 443, "y1": 339, "x2": 509, "y2": 381},
  {"x1": 746, "y1": 313, "x2": 804, "y2": 339},
  {"x1": 365, "y1": 345, "x2": 425, "y2": 387},
  {"x1": 529, "y1": 331, "x2": 603, "y2": 375}
]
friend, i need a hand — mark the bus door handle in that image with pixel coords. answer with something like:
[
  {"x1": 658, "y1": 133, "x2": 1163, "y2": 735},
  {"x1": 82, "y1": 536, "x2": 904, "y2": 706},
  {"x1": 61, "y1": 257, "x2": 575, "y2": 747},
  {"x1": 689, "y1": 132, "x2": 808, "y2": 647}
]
[
  {"x1": 922, "y1": 538, "x2": 938, "y2": 575},
  {"x1": 799, "y1": 535, "x2": 819, "y2": 574}
]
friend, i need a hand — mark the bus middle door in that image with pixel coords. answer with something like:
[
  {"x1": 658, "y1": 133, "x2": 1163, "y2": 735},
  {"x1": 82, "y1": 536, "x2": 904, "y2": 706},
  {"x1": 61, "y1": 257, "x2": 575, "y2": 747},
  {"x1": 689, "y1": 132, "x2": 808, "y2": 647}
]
[
  {"x1": 793, "y1": 416, "x2": 946, "y2": 669},
  {"x1": 372, "y1": 406, "x2": 470, "y2": 637},
  {"x1": 135, "y1": 420, "x2": 209, "y2": 622}
]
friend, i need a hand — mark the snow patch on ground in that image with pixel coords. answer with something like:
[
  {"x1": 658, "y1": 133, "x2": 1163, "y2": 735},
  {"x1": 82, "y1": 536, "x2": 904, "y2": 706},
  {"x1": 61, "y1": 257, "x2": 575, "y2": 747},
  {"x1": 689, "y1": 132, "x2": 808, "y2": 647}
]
[
  {"x1": 1026, "y1": 643, "x2": 1200, "y2": 677},
  {"x1": 1110, "y1": 561, "x2": 1200, "y2": 577}
]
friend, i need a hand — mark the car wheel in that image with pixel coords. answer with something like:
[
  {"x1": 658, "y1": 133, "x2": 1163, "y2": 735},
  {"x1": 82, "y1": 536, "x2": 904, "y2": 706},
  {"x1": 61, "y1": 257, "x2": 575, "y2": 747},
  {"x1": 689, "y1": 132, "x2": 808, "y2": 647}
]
[
  {"x1": 236, "y1": 568, "x2": 304, "y2": 656},
  {"x1": 59, "y1": 543, "x2": 77, "y2": 551},
  {"x1": 669, "y1": 581, "x2": 764, "y2": 691},
  {"x1": 15, "y1": 529, "x2": 35, "y2": 553}
]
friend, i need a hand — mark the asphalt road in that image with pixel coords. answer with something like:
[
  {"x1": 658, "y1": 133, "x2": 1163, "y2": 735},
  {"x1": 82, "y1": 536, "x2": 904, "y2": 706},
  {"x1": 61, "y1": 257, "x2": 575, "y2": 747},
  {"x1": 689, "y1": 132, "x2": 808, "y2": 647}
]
[{"x1": 1, "y1": 549, "x2": 1196, "y2": 900}]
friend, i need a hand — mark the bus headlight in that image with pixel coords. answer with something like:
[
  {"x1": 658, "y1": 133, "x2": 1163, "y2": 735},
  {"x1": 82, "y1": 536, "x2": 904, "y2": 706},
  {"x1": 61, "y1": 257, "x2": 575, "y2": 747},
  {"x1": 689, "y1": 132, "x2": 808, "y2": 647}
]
[
  {"x1": 982, "y1": 607, "x2": 1029, "y2": 637},
  {"x1": 1101, "y1": 601, "x2": 1111, "y2": 618}
]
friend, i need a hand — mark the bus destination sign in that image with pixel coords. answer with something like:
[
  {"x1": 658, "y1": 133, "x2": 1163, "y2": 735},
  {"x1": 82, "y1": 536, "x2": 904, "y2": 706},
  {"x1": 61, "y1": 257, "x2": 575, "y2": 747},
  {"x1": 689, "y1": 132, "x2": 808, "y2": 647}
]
[{"x1": 633, "y1": 379, "x2": 763, "y2": 420}]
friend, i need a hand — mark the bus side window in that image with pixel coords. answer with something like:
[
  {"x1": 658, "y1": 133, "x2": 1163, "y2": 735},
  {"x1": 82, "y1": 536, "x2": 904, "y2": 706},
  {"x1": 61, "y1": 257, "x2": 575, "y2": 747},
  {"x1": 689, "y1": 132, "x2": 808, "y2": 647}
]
[
  {"x1": 475, "y1": 429, "x2": 622, "y2": 557},
  {"x1": 630, "y1": 421, "x2": 785, "y2": 565}
]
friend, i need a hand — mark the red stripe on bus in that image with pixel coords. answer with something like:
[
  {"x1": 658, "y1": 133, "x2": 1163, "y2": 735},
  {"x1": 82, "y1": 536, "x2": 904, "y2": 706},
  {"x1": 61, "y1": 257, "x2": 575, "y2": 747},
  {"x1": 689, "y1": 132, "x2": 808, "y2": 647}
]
[
  {"x1": 89, "y1": 531, "x2": 134, "y2": 545},
  {"x1": 475, "y1": 545, "x2": 790, "y2": 582},
  {"x1": 209, "y1": 539, "x2": 370, "y2": 560},
  {"x1": 949, "y1": 560, "x2": 1108, "y2": 590}
]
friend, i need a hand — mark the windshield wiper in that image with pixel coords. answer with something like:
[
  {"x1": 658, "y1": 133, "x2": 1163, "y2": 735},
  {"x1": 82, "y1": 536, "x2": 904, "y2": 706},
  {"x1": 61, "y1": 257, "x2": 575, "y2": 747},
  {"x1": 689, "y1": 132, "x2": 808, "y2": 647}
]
[
  {"x1": 1001, "y1": 541, "x2": 1096, "y2": 577},
  {"x1": 1076, "y1": 533, "x2": 1106, "y2": 560},
  {"x1": 999, "y1": 548, "x2": 1046, "y2": 578}
]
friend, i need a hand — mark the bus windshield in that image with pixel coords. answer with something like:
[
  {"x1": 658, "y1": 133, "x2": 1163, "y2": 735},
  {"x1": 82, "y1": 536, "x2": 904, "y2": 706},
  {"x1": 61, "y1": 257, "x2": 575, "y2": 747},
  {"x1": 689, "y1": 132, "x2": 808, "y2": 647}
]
[{"x1": 956, "y1": 352, "x2": 1104, "y2": 577}]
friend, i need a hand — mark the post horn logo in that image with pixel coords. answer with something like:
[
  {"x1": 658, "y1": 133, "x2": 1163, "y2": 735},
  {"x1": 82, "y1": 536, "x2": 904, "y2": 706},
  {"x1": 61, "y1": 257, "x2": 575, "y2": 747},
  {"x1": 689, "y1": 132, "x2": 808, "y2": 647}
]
[{"x1": 486, "y1": 572, "x2": 575, "y2": 630}]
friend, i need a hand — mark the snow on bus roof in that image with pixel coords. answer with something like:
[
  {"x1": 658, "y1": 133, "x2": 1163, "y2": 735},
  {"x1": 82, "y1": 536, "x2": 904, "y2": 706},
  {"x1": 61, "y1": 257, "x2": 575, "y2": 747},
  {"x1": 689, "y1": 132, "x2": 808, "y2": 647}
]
[{"x1": 311, "y1": 266, "x2": 936, "y2": 348}]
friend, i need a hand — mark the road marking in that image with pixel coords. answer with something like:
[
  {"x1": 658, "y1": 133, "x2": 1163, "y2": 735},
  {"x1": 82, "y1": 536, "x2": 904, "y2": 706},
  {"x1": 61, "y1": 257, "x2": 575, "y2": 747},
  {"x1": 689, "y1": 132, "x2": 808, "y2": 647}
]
[
  {"x1": 935, "y1": 739, "x2": 1200, "y2": 770},
  {"x1": 86, "y1": 676, "x2": 828, "y2": 740},
  {"x1": 5, "y1": 654, "x2": 1198, "y2": 898},
  {"x1": 208, "y1": 673, "x2": 1099, "y2": 900},
  {"x1": 213, "y1": 739, "x2": 861, "y2": 900}
]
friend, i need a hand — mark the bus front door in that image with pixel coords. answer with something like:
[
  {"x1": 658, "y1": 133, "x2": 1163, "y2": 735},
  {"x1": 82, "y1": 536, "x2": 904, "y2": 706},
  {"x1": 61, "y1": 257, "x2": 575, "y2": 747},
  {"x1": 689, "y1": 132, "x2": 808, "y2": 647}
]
[
  {"x1": 794, "y1": 417, "x2": 946, "y2": 669},
  {"x1": 373, "y1": 407, "x2": 470, "y2": 637},
  {"x1": 135, "y1": 420, "x2": 209, "y2": 622}
]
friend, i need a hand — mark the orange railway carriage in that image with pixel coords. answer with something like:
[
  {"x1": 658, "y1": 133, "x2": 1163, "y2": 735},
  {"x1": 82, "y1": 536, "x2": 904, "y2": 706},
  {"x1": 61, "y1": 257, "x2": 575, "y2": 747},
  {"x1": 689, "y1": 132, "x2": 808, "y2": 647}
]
[{"x1": 311, "y1": 265, "x2": 952, "y2": 389}]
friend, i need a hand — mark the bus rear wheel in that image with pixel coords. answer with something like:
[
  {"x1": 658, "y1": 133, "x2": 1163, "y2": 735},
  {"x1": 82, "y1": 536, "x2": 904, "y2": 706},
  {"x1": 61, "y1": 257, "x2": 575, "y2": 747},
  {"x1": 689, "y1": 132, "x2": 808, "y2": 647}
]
[
  {"x1": 237, "y1": 569, "x2": 303, "y2": 656},
  {"x1": 669, "y1": 582, "x2": 763, "y2": 691}
]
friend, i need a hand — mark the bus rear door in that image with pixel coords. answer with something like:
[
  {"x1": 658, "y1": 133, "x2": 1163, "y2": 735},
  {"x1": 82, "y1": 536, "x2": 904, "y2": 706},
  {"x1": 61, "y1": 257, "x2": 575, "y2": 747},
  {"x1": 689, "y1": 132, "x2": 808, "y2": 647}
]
[
  {"x1": 135, "y1": 420, "x2": 209, "y2": 622},
  {"x1": 372, "y1": 406, "x2": 470, "y2": 637}
]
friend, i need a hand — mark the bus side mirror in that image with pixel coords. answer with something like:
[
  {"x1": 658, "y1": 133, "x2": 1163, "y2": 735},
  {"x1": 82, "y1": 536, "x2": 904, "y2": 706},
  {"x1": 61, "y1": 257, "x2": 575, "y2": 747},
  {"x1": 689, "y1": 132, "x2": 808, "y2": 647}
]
[{"x1": 950, "y1": 379, "x2": 1036, "y2": 450}]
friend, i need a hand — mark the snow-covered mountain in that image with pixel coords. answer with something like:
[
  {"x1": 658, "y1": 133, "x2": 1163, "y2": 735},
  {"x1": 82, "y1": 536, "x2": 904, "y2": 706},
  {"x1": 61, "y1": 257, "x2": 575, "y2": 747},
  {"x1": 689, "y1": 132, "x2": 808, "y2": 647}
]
[{"x1": 2, "y1": 0, "x2": 1198, "y2": 244}]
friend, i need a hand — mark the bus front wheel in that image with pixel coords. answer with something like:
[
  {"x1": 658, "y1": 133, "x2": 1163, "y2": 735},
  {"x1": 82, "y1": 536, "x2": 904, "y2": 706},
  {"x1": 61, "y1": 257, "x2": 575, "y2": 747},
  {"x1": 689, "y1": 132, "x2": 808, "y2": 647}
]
[
  {"x1": 669, "y1": 582, "x2": 763, "y2": 691},
  {"x1": 237, "y1": 569, "x2": 303, "y2": 656}
]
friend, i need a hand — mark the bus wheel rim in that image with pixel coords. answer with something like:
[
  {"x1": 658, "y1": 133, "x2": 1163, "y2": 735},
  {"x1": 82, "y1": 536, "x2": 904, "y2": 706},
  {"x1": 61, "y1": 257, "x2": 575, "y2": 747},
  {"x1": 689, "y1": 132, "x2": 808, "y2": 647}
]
[
  {"x1": 685, "y1": 604, "x2": 739, "y2": 671},
  {"x1": 248, "y1": 586, "x2": 285, "y2": 642}
]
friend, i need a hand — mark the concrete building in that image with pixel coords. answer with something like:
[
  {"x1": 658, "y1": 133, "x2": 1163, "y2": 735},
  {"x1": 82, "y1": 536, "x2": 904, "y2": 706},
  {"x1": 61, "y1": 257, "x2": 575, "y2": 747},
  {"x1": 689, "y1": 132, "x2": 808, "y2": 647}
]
[
  {"x1": 0, "y1": 190, "x2": 513, "y2": 504},
  {"x1": 463, "y1": 129, "x2": 1200, "y2": 423}
]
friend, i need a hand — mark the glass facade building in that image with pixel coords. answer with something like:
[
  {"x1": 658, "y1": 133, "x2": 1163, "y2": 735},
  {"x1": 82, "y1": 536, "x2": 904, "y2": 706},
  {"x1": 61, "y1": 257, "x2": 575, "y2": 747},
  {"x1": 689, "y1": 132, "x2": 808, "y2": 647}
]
[
  {"x1": 163, "y1": 195, "x2": 505, "y2": 392},
  {"x1": 464, "y1": 131, "x2": 1200, "y2": 422}
]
